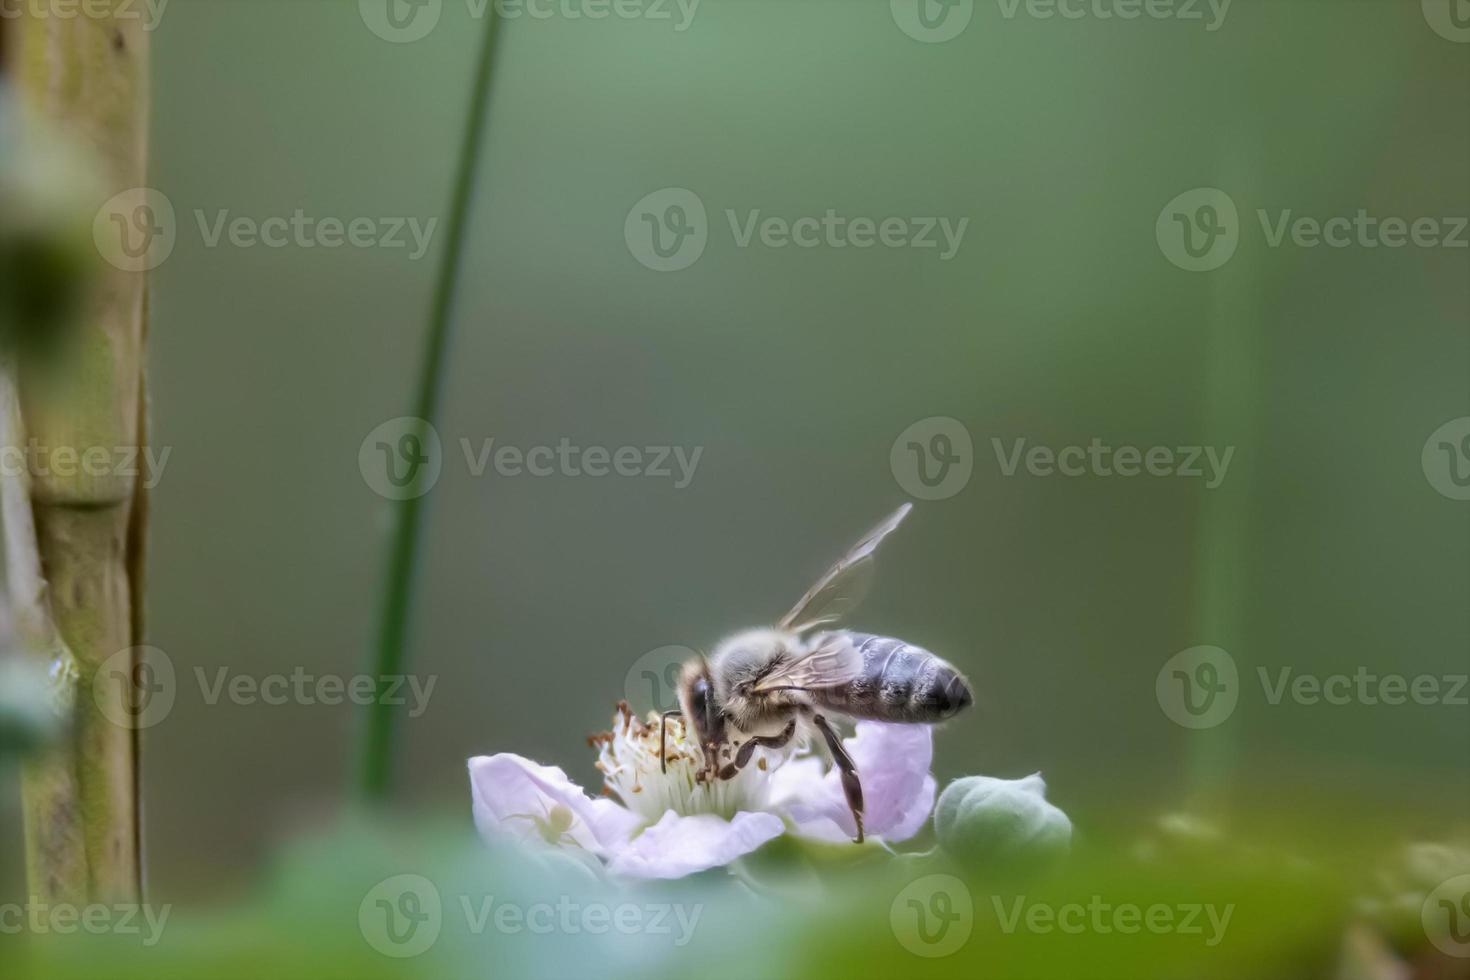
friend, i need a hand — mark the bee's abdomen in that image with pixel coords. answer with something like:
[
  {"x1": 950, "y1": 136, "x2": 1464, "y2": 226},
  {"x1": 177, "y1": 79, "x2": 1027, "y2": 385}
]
[{"x1": 814, "y1": 632, "x2": 972, "y2": 723}]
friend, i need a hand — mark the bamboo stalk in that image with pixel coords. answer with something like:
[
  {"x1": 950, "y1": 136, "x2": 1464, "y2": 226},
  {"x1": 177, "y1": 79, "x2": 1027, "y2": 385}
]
[
  {"x1": 5, "y1": 7, "x2": 149, "y2": 904},
  {"x1": 2, "y1": 371, "x2": 86, "y2": 905}
]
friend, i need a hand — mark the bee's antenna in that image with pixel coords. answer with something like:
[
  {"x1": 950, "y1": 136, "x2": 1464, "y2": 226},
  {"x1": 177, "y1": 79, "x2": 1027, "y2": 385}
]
[{"x1": 659, "y1": 710, "x2": 681, "y2": 773}]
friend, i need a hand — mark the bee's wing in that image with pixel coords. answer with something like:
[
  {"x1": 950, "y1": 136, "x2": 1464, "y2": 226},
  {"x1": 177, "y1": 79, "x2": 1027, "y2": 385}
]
[
  {"x1": 777, "y1": 503, "x2": 913, "y2": 634},
  {"x1": 752, "y1": 632, "x2": 864, "y2": 693}
]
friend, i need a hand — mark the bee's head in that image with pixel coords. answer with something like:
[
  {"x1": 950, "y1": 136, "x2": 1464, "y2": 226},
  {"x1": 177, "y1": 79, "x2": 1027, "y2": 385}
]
[{"x1": 677, "y1": 658, "x2": 726, "y2": 763}]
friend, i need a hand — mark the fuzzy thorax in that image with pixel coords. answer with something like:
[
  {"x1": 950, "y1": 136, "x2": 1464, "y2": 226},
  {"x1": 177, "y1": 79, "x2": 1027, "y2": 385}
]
[{"x1": 708, "y1": 627, "x2": 810, "y2": 731}]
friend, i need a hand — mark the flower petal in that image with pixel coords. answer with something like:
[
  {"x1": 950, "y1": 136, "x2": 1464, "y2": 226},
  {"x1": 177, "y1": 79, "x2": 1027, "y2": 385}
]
[
  {"x1": 468, "y1": 754, "x2": 641, "y2": 857},
  {"x1": 783, "y1": 722, "x2": 936, "y2": 842},
  {"x1": 605, "y1": 810, "x2": 785, "y2": 879}
]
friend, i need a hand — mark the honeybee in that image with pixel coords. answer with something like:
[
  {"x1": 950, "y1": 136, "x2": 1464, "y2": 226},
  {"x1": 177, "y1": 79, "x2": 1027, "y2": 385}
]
[{"x1": 662, "y1": 503, "x2": 972, "y2": 843}]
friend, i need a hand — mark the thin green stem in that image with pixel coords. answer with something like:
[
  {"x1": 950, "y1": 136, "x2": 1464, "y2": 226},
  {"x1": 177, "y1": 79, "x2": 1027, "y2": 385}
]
[{"x1": 358, "y1": 11, "x2": 501, "y2": 802}]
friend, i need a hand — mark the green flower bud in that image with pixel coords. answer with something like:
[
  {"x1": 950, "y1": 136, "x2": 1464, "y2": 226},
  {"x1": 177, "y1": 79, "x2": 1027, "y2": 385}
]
[{"x1": 934, "y1": 772, "x2": 1072, "y2": 873}]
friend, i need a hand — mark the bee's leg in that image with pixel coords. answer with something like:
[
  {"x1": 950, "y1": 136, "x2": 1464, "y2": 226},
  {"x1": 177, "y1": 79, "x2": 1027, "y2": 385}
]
[
  {"x1": 659, "y1": 710, "x2": 682, "y2": 773},
  {"x1": 812, "y1": 713, "x2": 864, "y2": 844},
  {"x1": 717, "y1": 720, "x2": 797, "y2": 779}
]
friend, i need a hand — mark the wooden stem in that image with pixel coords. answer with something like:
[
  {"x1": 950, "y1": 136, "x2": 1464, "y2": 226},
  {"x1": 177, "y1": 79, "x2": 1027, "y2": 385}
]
[{"x1": 5, "y1": 6, "x2": 149, "y2": 904}]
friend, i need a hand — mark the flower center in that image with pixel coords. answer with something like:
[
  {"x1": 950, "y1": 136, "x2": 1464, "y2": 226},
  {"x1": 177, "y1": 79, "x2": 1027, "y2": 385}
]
[{"x1": 593, "y1": 703, "x2": 783, "y2": 823}]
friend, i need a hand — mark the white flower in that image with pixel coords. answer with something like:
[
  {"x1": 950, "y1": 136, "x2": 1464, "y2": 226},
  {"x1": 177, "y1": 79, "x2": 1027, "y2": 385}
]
[{"x1": 468, "y1": 704, "x2": 937, "y2": 879}]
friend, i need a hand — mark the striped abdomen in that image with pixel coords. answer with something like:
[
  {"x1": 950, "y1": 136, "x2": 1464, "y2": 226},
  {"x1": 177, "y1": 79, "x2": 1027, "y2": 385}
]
[{"x1": 812, "y1": 632, "x2": 972, "y2": 722}]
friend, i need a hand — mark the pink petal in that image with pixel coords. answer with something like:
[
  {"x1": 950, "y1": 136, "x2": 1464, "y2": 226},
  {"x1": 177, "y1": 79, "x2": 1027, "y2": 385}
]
[
  {"x1": 468, "y1": 754, "x2": 641, "y2": 857},
  {"x1": 605, "y1": 811, "x2": 785, "y2": 879},
  {"x1": 783, "y1": 722, "x2": 937, "y2": 843}
]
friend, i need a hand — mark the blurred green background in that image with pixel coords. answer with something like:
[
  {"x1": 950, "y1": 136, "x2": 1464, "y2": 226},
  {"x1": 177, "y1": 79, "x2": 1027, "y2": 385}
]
[{"x1": 1, "y1": 0, "x2": 1466, "y2": 972}]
